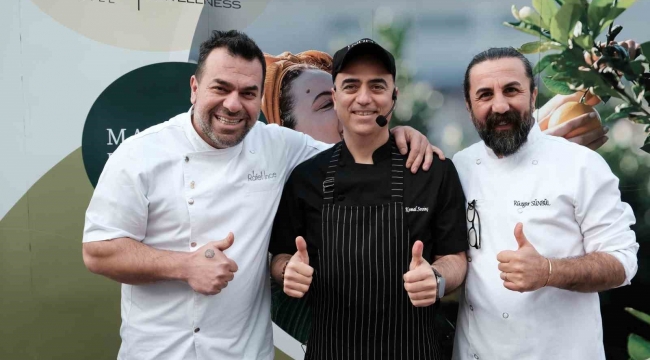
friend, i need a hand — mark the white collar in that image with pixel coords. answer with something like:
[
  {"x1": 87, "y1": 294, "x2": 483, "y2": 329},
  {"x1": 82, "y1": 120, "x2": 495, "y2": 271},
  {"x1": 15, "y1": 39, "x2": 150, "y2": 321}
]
[{"x1": 482, "y1": 122, "x2": 543, "y2": 161}]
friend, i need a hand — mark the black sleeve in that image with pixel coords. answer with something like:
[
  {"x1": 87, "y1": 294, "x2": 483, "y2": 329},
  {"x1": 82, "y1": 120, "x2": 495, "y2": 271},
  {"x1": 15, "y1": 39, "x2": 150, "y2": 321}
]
[
  {"x1": 432, "y1": 159, "x2": 469, "y2": 256},
  {"x1": 269, "y1": 170, "x2": 305, "y2": 256}
]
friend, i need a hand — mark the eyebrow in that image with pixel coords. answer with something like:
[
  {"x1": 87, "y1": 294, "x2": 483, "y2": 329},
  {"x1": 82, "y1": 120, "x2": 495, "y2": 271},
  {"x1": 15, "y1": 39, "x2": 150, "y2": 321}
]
[
  {"x1": 340, "y1": 78, "x2": 389, "y2": 86},
  {"x1": 312, "y1": 91, "x2": 332, "y2": 105},
  {"x1": 475, "y1": 81, "x2": 522, "y2": 95},
  {"x1": 212, "y1": 78, "x2": 259, "y2": 92}
]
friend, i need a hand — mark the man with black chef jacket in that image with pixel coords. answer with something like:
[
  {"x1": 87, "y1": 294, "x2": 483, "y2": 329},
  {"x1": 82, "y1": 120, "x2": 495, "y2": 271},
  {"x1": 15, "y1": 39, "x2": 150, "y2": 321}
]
[{"x1": 269, "y1": 39, "x2": 469, "y2": 360}]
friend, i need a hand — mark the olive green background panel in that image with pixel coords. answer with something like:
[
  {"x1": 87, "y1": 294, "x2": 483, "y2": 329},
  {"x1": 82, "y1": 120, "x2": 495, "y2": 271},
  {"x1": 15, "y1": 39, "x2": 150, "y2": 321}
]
[
  {"x1": 0, "y1": 148, "x2": 296, "y2": 359},
  {"x1": 0, "y1": 148, "x2": 121, "y2": 359}
]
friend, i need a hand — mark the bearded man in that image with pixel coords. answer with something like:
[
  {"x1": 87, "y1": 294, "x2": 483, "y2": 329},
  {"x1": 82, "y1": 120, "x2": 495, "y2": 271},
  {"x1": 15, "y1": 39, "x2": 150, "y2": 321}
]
[{"x1": 451, "y1": 47, "x2": 639, "y2": 360}]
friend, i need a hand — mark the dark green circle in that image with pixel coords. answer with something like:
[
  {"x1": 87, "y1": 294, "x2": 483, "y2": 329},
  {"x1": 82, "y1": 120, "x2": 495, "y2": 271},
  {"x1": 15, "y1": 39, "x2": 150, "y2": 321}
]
[{"x1": 82, "y1": 62, "x2": 197, "y2": 187}]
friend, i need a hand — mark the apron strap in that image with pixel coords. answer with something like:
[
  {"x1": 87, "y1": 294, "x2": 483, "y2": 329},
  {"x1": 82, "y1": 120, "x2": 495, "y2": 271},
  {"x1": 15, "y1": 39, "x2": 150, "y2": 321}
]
[
  {"x1": 390, "y1": 142, "x2": 405, "y2": 202},
  {"x1": 322, "y1": 143, "x2": 342, "y2": 204}
]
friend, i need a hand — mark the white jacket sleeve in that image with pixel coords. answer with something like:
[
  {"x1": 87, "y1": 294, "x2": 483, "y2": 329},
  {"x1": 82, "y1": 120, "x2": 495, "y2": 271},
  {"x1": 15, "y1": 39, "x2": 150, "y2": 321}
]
[
  {"x1": 574, "y1": 150, "x2": 638, "y2": 286},
  {"x1": 275, "y1": 124, "x2": 333, "y2": 173},
  {"x1": 83, "y1": 141, "x2": 149, "y2": 243}
]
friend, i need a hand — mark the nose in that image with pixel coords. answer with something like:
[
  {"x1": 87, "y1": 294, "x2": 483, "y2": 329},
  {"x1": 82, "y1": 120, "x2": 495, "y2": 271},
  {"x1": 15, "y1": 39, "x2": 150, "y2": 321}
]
[
  {"x1": 355, "y1": 85, "x2": 372, "y2": 106},
  {"x1": 222, "y1": 91, "x2": 243, "y2": 114},
  {"x1": 491, "y1": 93, "x2": 510, "y2": 114}
]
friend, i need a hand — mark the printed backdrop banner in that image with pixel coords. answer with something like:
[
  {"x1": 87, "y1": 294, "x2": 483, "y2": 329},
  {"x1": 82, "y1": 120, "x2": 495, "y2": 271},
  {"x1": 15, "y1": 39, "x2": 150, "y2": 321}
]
[{"x1": 1, "y1": 1, "x2": 649, "y2": 359}]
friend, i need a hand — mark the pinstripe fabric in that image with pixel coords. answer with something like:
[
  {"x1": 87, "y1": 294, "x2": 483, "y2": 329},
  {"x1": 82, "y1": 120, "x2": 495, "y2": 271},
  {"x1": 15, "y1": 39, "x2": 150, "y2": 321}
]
[{"x1": 306, "y1": 143, "x2": 442, "y2": 360}]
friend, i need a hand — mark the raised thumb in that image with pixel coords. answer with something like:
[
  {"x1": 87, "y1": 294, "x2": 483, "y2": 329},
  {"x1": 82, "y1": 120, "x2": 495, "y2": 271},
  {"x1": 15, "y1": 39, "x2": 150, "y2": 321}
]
[
  {"x1": 295, "y1": 236, "x2": 309, "y2": 264},
  {"x1": 514, "y1": 223, "x2": 529, "y2": 249},
  {"x1": 215, "y1": 232, "x2": 235, "y2": 251},
  {"x1": 410, "y1": 240, "x2": 424, "y2": 271}
]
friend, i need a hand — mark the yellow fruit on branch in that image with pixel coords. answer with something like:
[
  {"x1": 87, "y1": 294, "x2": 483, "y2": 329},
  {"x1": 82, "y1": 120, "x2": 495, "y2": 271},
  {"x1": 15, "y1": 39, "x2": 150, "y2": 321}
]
[{"x1": 547, "y1": 101, "x2": 601, "y2": 138}]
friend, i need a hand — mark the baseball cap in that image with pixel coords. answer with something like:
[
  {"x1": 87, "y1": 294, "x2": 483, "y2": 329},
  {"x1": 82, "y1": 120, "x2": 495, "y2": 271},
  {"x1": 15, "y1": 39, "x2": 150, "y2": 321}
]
[{"x1": 331, "y1": 38, "x2": 396, "y2": 83}]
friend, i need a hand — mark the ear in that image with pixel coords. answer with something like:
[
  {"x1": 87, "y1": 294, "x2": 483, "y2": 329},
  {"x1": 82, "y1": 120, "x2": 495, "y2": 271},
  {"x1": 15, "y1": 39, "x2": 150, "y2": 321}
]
[
  {"x1": 531, "y1": 87, "x2": 538, "y2": 110},
  {"x1": 331, "y1": 87, "x2": 337, "y2": 111},
  {"x1": 190, "y1": 75, "x2": 199, "y2": 105},
  {"x1": 465, "y1": 101, "x2": 471, "y2": 112},
  {"x1": 393, "y1": 87, "x2": 399, "y2": 100}
]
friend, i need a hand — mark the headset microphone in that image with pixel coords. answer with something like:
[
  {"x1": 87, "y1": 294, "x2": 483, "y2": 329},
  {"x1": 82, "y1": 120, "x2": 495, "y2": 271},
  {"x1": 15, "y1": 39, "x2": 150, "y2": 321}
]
[{"x1": 376, "y1": 89, "x2": 397, "y2": 127}]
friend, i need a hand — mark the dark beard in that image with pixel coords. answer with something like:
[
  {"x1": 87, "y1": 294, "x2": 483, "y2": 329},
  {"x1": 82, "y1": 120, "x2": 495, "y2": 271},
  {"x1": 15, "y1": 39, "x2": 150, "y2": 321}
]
[{"x1": 471, "y1": 108, "x2": 535, "y2": 157}]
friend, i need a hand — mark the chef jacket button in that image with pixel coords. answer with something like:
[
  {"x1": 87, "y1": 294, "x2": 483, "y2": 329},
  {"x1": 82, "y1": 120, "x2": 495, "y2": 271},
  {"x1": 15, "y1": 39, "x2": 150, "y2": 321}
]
[
  {"x1": 517, "y1": 208, "x2": 523, "y2": 213},
  {"x1": 503, "y1": 312, "x2": 509, "y2": 319},
  {"x1": 191, "y1": 242, "x2": 197, "y2": 248},
  {"x1": 337, "y1": 195, "x2": 345, "y2": 202},
  {"x1": 194, "y1": 327, "x2": 200, "y2": 333},
  {"x1": 188, "y1": 199, "x2": 195, "y2": 205},
  {"x1": 532, "y1": 160, "x2": 538, "y2": 165},
  {"x1": 190, "y1": 181, "x2": 195, "y2": 189},
  {"x1": 469, "y1": 305, "x2": 474, "y2": 311},
  {"x1": 250, "y1": 150, "x2": 256, "y2": 154},
  {"x1": 476, "y1": 159, "x2": 481, "y2": 165},
  {"x1": 185, "y1": 156, "x2": 189, "y2": 162},
  {"x1": 467, "y1": 256, "x2": 472, "y2": 262},
  {"x1": 474, "y1": 354, "x2": 479, "y2": 359}
]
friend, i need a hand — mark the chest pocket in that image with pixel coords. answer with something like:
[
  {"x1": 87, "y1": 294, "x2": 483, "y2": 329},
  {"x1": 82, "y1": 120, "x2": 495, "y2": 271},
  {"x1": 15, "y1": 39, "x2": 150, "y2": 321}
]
[{"x1": 244, "y1": 178, "x2": 279, "y2": 194}]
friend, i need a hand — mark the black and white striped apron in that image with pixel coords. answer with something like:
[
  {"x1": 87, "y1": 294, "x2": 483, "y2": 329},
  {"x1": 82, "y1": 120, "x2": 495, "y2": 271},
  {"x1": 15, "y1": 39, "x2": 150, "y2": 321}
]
[{"x1": 306, "y1": 141, "x2": 442, "y2": 360}]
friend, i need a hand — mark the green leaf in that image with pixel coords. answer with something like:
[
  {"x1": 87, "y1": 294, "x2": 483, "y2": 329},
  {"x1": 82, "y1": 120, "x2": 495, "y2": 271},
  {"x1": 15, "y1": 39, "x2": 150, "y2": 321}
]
[
  {"x1": 503, "y1": 21, "x2": 550, "y2": 39},
  {"x1": 621, "y1": 61, "x2": 647, "y2": 81},
  {"x1": 626, "y1": 308, "x2": 650, "y2": 326},
  {"x1": 534, "y1": 54, "x2": 562, "y2": 74},
  {"x1": 587, "y1": 0, "x2": 637, "y2": 37},
  {"x1": 542, "y1": 76, "x2": 574, "y2": 94},
  {"x1": 632, "y1": 84, "x2": 646, "y2": 103},
  {"x1": 574, "y1": 34, "x2": 593, "y2": 50},
  {"x1": 587, "y1": 0, "x2": 612, "y2": 37},
  {"x1": 532, "y1": 0, "x2": 558, "y2": 28},
  {"x1": 519, "y1": 40, "x2": 564, "y2": 54},
  {"x1": 550, "y1": 3, "x2": 583, "y2": 44},
  {"x1": 604, "y1": 108, "x2": 634, "y2": 123},
  {"x1": 628, "y1": 333, "x2": 650, "y2": 360},
  {"x1": 641, "y1": 41, "x2": 650, "y2": 59}
]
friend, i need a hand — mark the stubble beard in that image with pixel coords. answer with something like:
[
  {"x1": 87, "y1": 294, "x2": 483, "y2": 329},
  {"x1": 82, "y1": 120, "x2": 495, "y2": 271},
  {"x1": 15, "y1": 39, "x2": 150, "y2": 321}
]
[{"x1": 196, "y1": 109, "x2": 257, "y2": 149}]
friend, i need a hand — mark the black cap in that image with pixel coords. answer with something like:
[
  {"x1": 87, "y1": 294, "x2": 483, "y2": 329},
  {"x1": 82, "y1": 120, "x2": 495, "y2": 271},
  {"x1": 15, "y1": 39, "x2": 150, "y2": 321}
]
[{"x1": 331, "y1": 38, "x2": 396, "y2": 84}]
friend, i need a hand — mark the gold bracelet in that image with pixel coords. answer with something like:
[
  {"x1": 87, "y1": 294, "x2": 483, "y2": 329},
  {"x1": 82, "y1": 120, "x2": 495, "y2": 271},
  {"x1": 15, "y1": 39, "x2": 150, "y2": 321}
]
[{"x1": 543, "y1": 258, "x2": 553, "y2": 287}]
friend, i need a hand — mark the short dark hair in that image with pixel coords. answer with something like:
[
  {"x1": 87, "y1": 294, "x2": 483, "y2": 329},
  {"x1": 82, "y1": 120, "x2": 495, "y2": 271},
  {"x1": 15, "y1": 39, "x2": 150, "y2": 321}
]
[
  {"x1": 463, "y1": 47, "x2": 535, "y2": 106},
  {"x1": 195, "y1": 30, "x2": 266, "y2": 93}
]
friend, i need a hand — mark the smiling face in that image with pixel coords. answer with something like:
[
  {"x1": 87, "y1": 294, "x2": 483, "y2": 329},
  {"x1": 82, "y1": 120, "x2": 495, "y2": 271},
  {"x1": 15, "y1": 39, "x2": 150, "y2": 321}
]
[
  {"x1": 287, "y1": 68, "x2": 341, "y2": 143},
  {"x1": 332, "y1": 55, "x2": 395, "y2": 138},
  {"x1": 466, "y1": 57, "x2": 538, "y2": 157},
  {"x1": 190, "y1": 47, "x2": 263, "y2": 149}
]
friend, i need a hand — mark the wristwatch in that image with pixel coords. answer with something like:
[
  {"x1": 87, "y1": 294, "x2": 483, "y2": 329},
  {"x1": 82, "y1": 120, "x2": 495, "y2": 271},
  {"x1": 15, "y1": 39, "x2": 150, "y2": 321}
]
[{"x1": 432, "y1": 267, "x2": 445, "y2": 300}]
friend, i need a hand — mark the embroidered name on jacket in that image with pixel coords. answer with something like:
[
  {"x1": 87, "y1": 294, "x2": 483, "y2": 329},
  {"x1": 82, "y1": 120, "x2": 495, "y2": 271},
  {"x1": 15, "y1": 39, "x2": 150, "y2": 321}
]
[
  {"x1": 248, "y1": 170, "x2": 277, "y2": 181},
  {"x1": 405, "y1": 206, "x2": 429, "y2": 213},
  {"x1": 514, "y1": 199, "x2": 550, "y2": 208}
]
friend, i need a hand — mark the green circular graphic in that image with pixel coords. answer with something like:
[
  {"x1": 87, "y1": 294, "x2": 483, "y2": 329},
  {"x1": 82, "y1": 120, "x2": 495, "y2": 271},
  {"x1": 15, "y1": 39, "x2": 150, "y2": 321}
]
[{"x1": 82, "y1": 62, "x2": 197, "y2": 187}]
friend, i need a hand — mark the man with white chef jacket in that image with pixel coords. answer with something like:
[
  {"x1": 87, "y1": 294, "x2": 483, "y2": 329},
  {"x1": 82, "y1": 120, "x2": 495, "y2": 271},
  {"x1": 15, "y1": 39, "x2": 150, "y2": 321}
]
[
  {"x1": 452, "y1": 47, "x2": 639, "y2": 360},
  {"x1": 81, "y1": 30, "x2": 440, "y2": 360}
]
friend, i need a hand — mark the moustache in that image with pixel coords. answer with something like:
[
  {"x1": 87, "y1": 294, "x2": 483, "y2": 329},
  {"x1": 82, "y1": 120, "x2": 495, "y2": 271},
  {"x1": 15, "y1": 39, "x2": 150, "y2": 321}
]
[{"x1": 484, "y1": 110, "x2": 522, "y2": 130}]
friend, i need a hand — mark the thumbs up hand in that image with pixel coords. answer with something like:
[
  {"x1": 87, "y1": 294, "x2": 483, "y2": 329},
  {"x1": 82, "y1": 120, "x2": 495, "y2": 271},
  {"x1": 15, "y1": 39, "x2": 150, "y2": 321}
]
[
  {"x1": 283, "y1": 236, "x2": 314, "y2": 298},
  {"x1": 187, "y1": 232, "x2": 238, "y2": 295},
  {"x1": 403, "y1": 240, "x2": 438, "y2": 307},
  {"x1": 496, "y1": 223, "x2": 549, "y2": 292}
]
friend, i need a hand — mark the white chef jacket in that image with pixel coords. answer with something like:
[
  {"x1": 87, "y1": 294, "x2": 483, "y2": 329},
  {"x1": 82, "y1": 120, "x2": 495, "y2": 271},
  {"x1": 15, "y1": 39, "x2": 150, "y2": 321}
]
[
  {"x1": 83, "y1": 108, "x2": 330, "y2": 360},
  {"x1": 451, "y1": 124, "x2": 638, "y2": 360}
]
